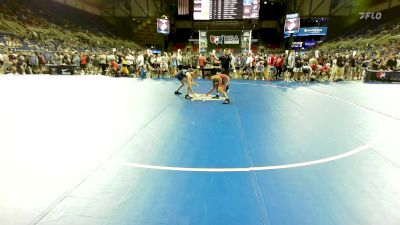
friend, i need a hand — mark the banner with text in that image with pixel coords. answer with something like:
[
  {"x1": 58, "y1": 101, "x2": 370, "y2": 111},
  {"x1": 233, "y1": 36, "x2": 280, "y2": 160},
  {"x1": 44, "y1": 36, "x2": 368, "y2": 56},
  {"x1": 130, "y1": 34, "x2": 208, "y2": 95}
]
[
  {"x1": 284, "y1": 26, "x2": 328, "y2": 38},
  {"x1": 207, "y1": 30, "x2": 242, "y2": 51}
]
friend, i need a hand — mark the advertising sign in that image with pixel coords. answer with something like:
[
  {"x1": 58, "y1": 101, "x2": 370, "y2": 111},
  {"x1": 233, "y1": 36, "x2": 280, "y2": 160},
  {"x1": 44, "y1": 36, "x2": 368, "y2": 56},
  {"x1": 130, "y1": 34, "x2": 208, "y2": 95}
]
[
  {"x1": 299, "y1": 27, "x2": 327, "y2": 36},
  {"x1": 304, "y1": 41, "x2": 317, "y2": 48},
  {"x1": 291, "y1": 42, "x2": 303, "y2": 48},
  {"x1": 284, "y1": 27, "x2": 328, "y2": 38},
  {"x1": 207, "y1": 31, "x2": 242, "y2": 51}
]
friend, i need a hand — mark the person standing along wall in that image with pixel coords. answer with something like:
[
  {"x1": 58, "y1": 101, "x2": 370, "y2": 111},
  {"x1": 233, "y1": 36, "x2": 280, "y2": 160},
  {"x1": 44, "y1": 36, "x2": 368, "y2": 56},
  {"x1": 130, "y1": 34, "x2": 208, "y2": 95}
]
[
  {"x1": 219, "y1": 49, "x2": 231, "y2": 76},
  {"x1": 176, "y1": 50, "x2": 183, "y2": 70},
  {"x1": 198, "y1": 53, "x2": 206, "y2": 79},
  {"x1": 275, "y1": 54, "x2": 284, "y2": 79}
]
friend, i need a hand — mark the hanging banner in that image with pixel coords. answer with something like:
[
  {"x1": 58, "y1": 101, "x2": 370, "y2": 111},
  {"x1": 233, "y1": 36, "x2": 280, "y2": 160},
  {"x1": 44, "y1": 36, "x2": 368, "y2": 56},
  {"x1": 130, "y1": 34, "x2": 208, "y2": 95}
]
[
  {"x1": 199, "y1": 31, "x2": 208, "y2": 52},
  {"x1": 157, "y1": 19, "x2": 170, "y2": 34},
  {"x1": 284, "y1": 13, "x2": 300, "y2": 37},
  {"x1": 241, "y1": 30, "x2": 251, "y2": 52}
]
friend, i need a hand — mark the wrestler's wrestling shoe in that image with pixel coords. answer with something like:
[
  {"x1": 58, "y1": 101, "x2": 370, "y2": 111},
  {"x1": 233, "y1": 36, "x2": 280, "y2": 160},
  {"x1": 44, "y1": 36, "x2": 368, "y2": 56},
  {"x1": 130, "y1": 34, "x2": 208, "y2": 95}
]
[
  {"x1": 212, "y1": 94, "x2": 219, "y2": 99},
  {"x1": 174, "y1": 91, "x2": 182, "y2": 95},
  {"x1": 185, "y1": 94, "x2": 193, "y2": 99},
  {"x1": 223, "y1": 98, "x2": 230, "y2": 104}
]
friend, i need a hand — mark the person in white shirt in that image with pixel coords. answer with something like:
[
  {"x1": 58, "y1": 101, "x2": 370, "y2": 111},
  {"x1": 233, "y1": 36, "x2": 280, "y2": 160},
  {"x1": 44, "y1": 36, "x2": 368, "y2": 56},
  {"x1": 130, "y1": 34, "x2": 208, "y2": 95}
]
[
  {"x1": 332, "y1": 57, "x2": 338, "y2": 81},
  {"x1": 254, "y1": 60, "x2": 265, "y2": 80},
  {"x1": 285, "y1": 52, "x2": 295, "y2": 82},
  {"x1": 156, "y1": 54, "x2": 162, "y2": 65},
  {"x1": 136, "y1": 53, "x2": 145, "y2": 76},
  {"x1": 160, "y1": 61, "x2": 169, "y2": 78},
  {"x1": 246, "y1": 53, "x2": 255, "y2": 78},
  {"x1": 230, "y1": 53, "x2": 236, "y2": 78},
  {"x1": 161, "y1": 52, "x2": 170, "y2": 77},
  {"x1": 136, "y1": 53, "x2": 144, "y2": 67},
  {"x1": 176, "y1": 51, "x2": 183, "y2": 70},
  {"x1": 170, "y1": 53, "x2": 177, "y2": 76},
  {"x1": 107, "y1": 53, "x2": 116, "y2": 64},
  {"x1": 98, "y1": 52, "x2": 107, "y2": 75},
  {"x1": 396, "y1": 56, "x2": 400, "y2": 71},
  {"x1": 126, "y1": 53, "x2": 134, "y2": 76},
  {"x1": 161, "y1": 52, "x2": 169, "y2": 65}
]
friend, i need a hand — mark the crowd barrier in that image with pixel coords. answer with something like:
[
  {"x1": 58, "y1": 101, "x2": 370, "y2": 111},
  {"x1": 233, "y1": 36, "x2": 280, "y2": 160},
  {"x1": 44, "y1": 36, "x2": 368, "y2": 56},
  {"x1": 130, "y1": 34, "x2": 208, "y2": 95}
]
[
  {"x1": 47, "y1": 64, "x2": 79, "y2": 75},
  {"x1": 364, "y1": 70, "x2": 400, "y2": 82}
]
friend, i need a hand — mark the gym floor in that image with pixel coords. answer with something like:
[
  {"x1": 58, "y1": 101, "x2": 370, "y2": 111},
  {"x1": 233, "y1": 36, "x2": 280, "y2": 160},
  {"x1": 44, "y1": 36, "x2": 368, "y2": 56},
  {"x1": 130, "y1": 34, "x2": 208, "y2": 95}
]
[{"x1": 0, "y1": 75, "x2": 399, "y2": 225}]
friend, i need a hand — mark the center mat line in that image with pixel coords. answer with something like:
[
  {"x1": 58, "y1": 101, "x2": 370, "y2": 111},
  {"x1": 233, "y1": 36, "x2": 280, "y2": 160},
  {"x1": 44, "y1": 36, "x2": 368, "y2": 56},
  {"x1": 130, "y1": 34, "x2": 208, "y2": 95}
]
[{"x1": 233, "y1": 96, "x2": 271, "y2": 225}]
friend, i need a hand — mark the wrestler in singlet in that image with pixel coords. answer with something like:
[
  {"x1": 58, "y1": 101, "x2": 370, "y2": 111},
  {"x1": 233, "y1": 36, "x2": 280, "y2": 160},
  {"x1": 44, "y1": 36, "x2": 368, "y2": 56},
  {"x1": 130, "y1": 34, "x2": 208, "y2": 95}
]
[
  {"x1": 215, "y1": 73, "x2": 230, "y2": 91},
  {"x1": 175, "y1": 69, "x2": 188, "y2": 81},
  {"x1": 205, "y1": 72, "x2": 231, "y2": 104}
]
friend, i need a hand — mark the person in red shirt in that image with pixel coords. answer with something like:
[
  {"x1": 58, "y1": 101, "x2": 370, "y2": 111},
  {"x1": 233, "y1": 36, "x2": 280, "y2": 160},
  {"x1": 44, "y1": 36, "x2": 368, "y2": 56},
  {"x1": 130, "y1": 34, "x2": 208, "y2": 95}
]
[
  {"x1": 275, "y1": 55, "x2": 284, "y2": 79},
  {"x1": 110, "y1": 59, "x2": 118, "y2": 77},
  {"x1": 320, "y1": 63, "x2": 330, "y2": 80},
  {"x1": 311, "y1": 63, "x2": 318, "y2": 80},
  {"x1": 205, "y1": 73, "x2": 231, "y2": 104},
  {"x1": 80, "y1": 52, "x2": 88, "y2": 74},
  {"x1": 198, "y1": 53, "x2": 206, "y2": 79},
  {"x1": 267, "y1": 54, "x2": 276, "y2": 79}
]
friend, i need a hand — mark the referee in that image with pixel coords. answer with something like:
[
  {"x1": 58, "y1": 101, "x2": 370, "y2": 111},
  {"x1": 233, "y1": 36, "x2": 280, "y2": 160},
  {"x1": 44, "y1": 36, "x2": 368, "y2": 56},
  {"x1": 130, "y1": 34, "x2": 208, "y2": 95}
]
[{"x1": 219, "y1": 49, "x2": 231, "y2": 92}]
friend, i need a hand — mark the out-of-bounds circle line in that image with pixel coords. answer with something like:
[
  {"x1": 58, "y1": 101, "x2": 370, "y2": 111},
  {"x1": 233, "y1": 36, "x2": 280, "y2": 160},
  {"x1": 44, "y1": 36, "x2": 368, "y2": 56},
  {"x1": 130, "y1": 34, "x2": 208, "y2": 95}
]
[
  {"x1": 111, "y1": 136, "x2": 379, "y2": 172},
  {"x1": 113, "y1": 81, "x2": 381, "y2": 172}
]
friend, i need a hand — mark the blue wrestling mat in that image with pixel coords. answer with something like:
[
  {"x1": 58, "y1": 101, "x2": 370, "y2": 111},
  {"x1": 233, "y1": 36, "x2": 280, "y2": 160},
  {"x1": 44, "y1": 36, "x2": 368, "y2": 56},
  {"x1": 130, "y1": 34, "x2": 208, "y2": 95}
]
[{"x1": 0, "y1": 75, "x2": 399, "y2": 225}]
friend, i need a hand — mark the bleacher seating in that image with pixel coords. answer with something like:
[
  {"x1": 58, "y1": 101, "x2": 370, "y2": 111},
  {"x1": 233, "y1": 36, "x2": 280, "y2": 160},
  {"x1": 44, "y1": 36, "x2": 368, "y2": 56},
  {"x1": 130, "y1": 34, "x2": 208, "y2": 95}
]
[{"x1": 0, "y1": 0, "x2": 140, "y2": 53}]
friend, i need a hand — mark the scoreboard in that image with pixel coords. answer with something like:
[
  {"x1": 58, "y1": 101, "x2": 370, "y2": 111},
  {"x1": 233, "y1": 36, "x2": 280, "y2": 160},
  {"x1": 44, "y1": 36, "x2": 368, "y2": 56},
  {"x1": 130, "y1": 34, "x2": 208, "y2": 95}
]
[{"x1": 194, "y1": 0, "x2": 259, "y2": 20}]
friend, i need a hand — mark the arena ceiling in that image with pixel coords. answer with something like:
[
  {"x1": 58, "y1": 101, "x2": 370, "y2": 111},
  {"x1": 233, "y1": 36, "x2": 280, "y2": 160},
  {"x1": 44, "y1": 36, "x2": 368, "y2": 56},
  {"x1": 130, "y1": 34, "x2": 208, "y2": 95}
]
[
  {"x1": 54, "y1": 0, "x2": 399, "y2": 18},
  {"x1": 82, "y1": 0, "x2": 392, "y2": 7},
  {"x1": 84, "y1": 0, "x2": 127, "y2": 7},
  {"x1": 52, "y1": 0, "x2": 167, "y2": 17},
  {"x1": 50, "y1": 0, "x2": 399, "y2": 47},
  {"x1": 295, "y1": 0, "x2": 400, "y2": 17}
]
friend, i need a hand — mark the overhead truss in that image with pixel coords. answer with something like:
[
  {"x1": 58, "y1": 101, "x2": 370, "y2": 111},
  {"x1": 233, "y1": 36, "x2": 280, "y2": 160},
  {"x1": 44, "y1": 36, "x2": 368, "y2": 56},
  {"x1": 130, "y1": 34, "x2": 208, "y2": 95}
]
[{"x1": 100, "y1": 0, "x2": 166, "y2": 18}]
